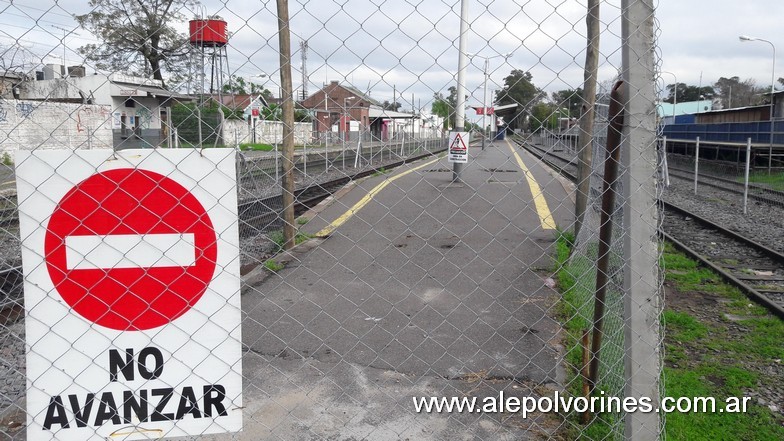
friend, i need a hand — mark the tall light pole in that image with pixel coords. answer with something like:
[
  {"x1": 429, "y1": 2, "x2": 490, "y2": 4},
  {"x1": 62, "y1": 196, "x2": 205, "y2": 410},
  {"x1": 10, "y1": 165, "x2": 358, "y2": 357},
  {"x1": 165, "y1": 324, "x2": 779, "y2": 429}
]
[
  {"x1": 740, "y1": 35, "x2": 776, "y2": 173},
  {"x1": 249, "y1": 73, "x2": 268, "y2": 95},
  {"x1": 468, "y1": 53, "x2": 511, "y2": 150},
  {"x1": 453, "y1": 0, "x2": 469, "y2": 182},
  {"x1": 660, "y1": 71, "x2": 677, "y2": 120}
]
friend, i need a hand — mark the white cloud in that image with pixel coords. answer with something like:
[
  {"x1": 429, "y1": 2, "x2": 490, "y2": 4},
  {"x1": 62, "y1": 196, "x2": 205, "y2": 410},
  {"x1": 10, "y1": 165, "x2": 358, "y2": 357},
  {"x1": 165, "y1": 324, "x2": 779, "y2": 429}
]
[{"x1": 3, "y1": 0, "x2": 782, "y2": 109}]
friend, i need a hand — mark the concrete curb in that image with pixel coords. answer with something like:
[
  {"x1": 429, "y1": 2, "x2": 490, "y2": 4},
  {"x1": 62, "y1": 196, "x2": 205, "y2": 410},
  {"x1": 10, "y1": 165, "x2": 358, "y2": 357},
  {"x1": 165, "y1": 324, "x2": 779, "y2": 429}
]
[{"x1": 242, "y1": 237, "x2": 325, "y2": 289}]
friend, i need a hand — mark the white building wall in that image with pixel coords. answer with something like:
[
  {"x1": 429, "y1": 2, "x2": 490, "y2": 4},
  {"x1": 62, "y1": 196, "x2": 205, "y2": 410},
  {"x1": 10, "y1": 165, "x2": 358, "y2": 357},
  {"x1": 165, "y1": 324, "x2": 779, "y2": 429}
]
[
  {"x1": 223, "y1": 119, "x2": 312, "y2": 145},
  {"x1": 0, "y1": 99, "x2": 113, "y2": 154}
]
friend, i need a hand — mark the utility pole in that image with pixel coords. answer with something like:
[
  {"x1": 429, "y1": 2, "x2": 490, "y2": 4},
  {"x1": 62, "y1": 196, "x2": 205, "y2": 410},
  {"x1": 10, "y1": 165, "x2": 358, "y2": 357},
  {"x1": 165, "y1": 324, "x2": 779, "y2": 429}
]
[
  {"x1": 574, "y1": 0, "x2": 600, "y2": 238},
  {"x1": 276, "y1": 0, "x2": 296, "y2": 250}
]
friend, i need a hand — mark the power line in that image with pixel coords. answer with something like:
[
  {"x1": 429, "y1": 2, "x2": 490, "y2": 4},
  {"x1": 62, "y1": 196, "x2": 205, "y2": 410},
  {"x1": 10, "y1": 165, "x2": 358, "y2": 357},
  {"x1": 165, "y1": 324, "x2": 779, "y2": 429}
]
[{"x1": 0, "y1": 0, "x2": 83, "y2": 21}]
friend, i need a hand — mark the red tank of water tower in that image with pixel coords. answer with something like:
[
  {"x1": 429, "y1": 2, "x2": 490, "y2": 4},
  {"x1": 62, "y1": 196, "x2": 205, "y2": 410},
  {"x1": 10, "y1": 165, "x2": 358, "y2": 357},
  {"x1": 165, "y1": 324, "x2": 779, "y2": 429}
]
[{"x1": 189, "y1": 19, "x2": 228, "y2": 47}]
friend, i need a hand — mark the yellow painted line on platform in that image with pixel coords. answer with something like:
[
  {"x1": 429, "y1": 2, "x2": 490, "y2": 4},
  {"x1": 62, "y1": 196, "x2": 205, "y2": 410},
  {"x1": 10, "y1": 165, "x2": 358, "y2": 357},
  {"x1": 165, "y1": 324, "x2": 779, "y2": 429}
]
[
  {"x1": 506, "y1": 140, "x2": 556, "y2": 230},
  {"x1": 316, "y1": 157, "x2": 440, "y2": 237}
]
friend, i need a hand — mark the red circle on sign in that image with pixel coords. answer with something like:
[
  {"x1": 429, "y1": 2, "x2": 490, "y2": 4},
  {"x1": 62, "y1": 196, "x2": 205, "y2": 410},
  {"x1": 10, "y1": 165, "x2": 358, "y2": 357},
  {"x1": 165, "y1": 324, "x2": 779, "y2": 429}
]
[{"x1": 44, "y1": 168, "x2": 218, "y2": 331}]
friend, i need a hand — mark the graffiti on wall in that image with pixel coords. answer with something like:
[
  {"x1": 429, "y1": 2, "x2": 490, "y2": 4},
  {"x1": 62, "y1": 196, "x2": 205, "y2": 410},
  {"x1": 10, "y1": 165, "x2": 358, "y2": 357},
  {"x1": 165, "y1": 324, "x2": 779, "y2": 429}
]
[
  {"x1": 76, "y1": 106, "x2": 110, "y2": 133},
  {"x1": 16, "y1": 102, "x2": 34, "y2": 119}
]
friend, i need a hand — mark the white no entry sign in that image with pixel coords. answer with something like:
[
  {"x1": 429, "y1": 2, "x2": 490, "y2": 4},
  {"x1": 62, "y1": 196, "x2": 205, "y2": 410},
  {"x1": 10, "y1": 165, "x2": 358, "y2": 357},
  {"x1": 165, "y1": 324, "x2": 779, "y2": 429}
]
[
  {"x1": 16, "y1": 149, "x2": 242, "y2": 440},
  {"x1": 448, "y1": 131, "x2": 469, "y2": 163}
]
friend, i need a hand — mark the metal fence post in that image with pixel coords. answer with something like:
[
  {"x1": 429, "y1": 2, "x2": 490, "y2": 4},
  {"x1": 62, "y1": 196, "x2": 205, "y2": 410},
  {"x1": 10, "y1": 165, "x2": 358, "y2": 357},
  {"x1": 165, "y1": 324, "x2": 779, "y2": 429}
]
[
  {"x1": 354, "y1": 136, "x2": 361, "y2": 168},
  {"x1": 744, "y1": 137, "x2": 752, "y2": 215},
  {"x1": 325, "y1": 136, "x2": 331, "y2": 174},
  {"x1": 275, "y1": 143, "x2": 280, "y2": 186},
  {"x1": 661, "y1": 136, "x2": 670, "y2": 187},
  {"x1": 622, "y1": 0, "x2": 661, "y2": 438},
  {"x1": 694, "y1": 136, "x2": 700, "y2": 195}
]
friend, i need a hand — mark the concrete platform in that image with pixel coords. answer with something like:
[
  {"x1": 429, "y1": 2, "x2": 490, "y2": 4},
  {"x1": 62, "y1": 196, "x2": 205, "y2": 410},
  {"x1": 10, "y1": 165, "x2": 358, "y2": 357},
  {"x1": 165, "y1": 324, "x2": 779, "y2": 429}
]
[{"x1": 211, "y1": 140, "x2": 575, "y2": 440}]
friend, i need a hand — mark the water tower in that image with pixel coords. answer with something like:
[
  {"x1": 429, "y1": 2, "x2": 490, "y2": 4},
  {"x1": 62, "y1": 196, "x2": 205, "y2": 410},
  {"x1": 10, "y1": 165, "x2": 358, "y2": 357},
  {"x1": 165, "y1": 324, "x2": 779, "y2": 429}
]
[{"x1": 188, "y1": 17, "x2": 230, "y2": 97}]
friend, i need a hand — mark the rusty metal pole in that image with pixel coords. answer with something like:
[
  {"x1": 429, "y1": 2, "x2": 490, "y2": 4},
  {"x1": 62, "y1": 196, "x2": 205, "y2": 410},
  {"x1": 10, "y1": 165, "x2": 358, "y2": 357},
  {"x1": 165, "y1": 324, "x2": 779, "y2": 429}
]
[
  {"x1": 276, "y1": 0, "x2": 296, "y2": 250},
  {"x1": 580, "y1": 328, "x2": 592, "y2": 424},
  {"x1": 588, "y1": 80, "x2": 625, "y2": 393}
]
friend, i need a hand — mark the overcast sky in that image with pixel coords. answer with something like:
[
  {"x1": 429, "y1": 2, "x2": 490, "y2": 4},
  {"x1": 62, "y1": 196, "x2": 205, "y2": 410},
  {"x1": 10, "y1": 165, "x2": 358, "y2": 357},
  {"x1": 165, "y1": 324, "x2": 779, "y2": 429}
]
[{"x1": 2, "y1": 0, "x2": 783, "y2": 111}]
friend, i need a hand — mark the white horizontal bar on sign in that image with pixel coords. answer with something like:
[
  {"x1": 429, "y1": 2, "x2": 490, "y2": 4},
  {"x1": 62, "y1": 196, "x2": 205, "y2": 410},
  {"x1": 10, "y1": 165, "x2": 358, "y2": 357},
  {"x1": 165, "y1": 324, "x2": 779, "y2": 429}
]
[{"x1": 65, "y1": 233, "x2": 196, "y2": 270}]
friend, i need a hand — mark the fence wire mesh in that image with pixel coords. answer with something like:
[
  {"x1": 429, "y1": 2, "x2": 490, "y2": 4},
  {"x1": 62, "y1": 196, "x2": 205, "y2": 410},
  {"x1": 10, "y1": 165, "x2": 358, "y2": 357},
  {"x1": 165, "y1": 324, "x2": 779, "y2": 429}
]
[{"x1": 0, "y1": 0, "x2": 664, "y2": 440}]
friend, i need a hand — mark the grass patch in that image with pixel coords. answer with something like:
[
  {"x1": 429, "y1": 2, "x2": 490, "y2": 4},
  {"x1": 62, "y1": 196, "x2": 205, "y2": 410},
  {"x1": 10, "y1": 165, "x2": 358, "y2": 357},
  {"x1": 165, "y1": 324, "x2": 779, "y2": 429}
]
[
  {"x1": 297, "y1": 217, "x2": 309, "y2": 225},
  {"x1": 268, "y1": 230, "x2": 286, "y2": 251},
  {"x1": 662, "y1": 247, "x2": 784, "y2": 440},
  {"x1": 553, "y1": 230, "x2": 618, "y2": 439},
  {"x1": 744, "y1": 171, "x2": 784, "y2": 191},
  {"x1": 264, "y1": 259, "x2": 284, "y2": 272},
  {"x1": 553, "y1": 239, "x2": 784, "y2": 439},
  {"x1": 241, "y1": 143, "x2": 275, "y2": 151},
  {"x1": 713, "y1": 317, "x2": 784, "y2": 359},
  {"x1": 662, "y1": 310, "x2": 708, "y2": 343},
  {"x1": 268, "y1": 230, "x2": 314, "y2": 253},
  {"x1": 371, "y1": 167, "x2": 389, "y2": 177}
]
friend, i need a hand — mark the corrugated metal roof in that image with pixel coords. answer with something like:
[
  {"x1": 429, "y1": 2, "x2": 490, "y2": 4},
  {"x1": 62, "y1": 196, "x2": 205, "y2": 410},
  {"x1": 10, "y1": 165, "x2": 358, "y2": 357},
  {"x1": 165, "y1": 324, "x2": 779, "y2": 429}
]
[{"x1": 112, "y1": 82, "x2": 192, "y2": 100}]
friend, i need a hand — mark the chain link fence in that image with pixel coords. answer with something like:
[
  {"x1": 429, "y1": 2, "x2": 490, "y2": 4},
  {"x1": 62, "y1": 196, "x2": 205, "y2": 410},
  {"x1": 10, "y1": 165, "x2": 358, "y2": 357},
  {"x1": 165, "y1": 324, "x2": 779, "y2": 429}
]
[{"x1": 0, "y1": 0, "x2": 663, "y2": 439}]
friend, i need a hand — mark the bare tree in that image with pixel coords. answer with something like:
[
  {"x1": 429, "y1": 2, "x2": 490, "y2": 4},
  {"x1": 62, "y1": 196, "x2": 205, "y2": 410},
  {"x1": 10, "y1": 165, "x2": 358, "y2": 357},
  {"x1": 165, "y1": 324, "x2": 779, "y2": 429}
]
[
  {"x1": 714, "y1": 76, "x2": 761, "y2": 108},
  {"x1": 0, "y1": 43, "x2": 37, "y2": 75},
  {"x1": 75, "y1": 0, "x2": 195, "y2": 88},
  {"x1": 0, "y1": 43, "x2": 38, "y2": 98}
]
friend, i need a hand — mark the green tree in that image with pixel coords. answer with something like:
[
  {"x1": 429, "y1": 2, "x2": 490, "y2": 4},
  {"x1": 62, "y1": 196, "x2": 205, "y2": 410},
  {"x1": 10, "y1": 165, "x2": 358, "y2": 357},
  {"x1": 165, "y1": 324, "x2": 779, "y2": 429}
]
[
  {"x1": 431, "y1": 91, "x2": 453, "y2": 130},
  {"x1": 529, "y1": 103, "x2": 555, "y2": 133},
  {"x1": 495, "y1": 70, "x2": 544, "y2": 129},
  {"x1": 222, "y1": 75, "x2": 273, "y2": 101},
  {"x1": 551, "y1": 89, "x2": 583, "y2": 118},
  {"x1": 258, "y1": 104, "x2": 310, "y2": 123},
  {"x1": 663, "y1": 82, "x2": 686, "y2": 104},
  {"x1": 75, "y1": 0, "x2": 195, "y2": 88},
  {"x1": 673, "y1": 84, "x2": 715, "y2": 102},
  {"x1": 432, "y1": 87, "x2": 459, "y2": 129},
  {"x1": 382, "y1": 100, "x2": 402, "y2": 111}
]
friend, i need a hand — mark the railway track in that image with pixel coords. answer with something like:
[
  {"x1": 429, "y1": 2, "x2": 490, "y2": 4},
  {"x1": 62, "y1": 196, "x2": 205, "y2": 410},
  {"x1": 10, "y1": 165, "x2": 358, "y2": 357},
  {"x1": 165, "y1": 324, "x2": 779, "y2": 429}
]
[
  {"x1": 667, "y1": 166, "x2": 784, "y2": 206},
  {"x1": 662, "y1": 202, "x2": 784, "y2": 318},
  {"x1": 510, "y1": 135, "x2": 784, "y2": 319},
  {"x1": 238, "y1": 148, "x2": 446, "y2": 237}
]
